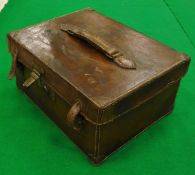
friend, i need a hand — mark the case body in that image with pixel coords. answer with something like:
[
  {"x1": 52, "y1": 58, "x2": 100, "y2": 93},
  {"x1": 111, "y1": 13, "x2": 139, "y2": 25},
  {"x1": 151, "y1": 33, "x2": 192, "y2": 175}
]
[{"x1": 7, "y1": 8, "x2": 190, "y2": 164}]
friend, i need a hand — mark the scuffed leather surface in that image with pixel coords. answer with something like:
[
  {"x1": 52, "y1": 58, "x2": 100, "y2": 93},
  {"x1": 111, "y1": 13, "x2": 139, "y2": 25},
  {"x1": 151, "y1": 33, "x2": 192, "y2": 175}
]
[{"x1": 8, "y1": 8, "x2": 189, "y2": 108}]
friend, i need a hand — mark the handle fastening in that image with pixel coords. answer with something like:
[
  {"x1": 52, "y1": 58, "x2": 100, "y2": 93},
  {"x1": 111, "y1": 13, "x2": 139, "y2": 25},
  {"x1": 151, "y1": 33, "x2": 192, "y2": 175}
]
[{"x1": 60, "y1": 24, "x2": 136, "y2": 69}]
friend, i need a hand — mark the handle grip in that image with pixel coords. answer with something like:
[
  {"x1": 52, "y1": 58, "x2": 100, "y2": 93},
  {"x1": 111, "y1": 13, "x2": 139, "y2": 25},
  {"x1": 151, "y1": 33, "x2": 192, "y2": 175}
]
[
  {"x1": 66, "y1": 101, "x2": 82, "y2": 130},
  {"x1": 60, "y1": 24, "x2": 136, "y2": 69}
]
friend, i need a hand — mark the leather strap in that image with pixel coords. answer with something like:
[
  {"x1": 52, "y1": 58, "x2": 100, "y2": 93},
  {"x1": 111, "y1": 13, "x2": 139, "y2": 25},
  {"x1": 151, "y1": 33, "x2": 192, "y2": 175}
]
[
  {"x1": 66, "y1": 101, "x2": 82, "y2": 130},
  {"x1": 8, "y1": 43, "x2": 18, "y2": 80},
  {"x1": 60, "y1": 24, "x2": 136, "y2": 69}
]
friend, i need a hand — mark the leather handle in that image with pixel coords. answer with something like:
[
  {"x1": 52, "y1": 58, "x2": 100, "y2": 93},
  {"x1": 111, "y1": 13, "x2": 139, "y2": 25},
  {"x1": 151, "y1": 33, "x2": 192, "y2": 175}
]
[
  {"x1": 60, "y1": 24, "x2": 136, "y2": 69},
  {"x1": 66, "y1": 101, "x2": 82, "y2": 130}
]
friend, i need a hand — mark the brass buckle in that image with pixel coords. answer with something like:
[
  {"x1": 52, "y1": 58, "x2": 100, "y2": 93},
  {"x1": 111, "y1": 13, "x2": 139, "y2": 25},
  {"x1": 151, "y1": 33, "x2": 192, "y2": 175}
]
[{"x1": 22, "y1": 69, "x2": 40, "y2": 88}]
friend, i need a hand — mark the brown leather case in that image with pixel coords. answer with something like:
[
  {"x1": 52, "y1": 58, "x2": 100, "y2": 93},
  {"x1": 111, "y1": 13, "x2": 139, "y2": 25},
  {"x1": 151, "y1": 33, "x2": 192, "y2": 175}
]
[{"x1": 7, "y1": 8, "x2": 190, "y2": 164}]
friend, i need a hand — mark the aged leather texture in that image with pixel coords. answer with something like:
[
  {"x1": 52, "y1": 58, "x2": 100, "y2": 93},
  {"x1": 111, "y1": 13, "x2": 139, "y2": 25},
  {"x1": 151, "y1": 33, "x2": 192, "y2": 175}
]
[{"x1": 7, "y1": 8, "x2": 190, "y2": 164}]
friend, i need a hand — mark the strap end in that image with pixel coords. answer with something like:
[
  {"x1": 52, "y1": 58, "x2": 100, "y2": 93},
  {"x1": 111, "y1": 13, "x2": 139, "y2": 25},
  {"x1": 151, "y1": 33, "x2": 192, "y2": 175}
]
[{"x1": 114, "y1": 57, "x2": 136, "y2": 69}]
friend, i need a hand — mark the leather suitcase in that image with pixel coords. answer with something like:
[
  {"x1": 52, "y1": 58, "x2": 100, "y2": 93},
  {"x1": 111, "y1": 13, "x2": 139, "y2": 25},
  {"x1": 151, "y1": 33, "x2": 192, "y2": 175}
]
[{"x1": 7, "y1": 8, "x2": 190, "y2": 164}]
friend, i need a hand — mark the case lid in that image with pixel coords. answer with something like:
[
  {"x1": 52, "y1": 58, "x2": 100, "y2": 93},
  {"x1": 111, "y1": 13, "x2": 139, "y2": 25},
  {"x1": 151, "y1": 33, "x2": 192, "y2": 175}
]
[{"x1": 8, "y1": 8, "x2": 190, "y2": 125}]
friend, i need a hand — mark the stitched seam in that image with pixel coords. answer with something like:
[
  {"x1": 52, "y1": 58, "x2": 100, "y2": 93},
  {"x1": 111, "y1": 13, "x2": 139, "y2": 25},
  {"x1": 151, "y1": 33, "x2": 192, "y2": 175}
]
[
  {"x1": 84, "y1": 79, "x2": 181, "y2": 126},
  {"x1": 17, "y1": 55, "x2": 184, "y2": 126},
  {"x1": 93, "y1": 108, "x2": 99, "y2": 158},
  {"x1": 94, "y1": 122, "x2": 98, "y2": 158},
  {"x1": 97, "y1": 109, "x2": 103, "y2": 158}
]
